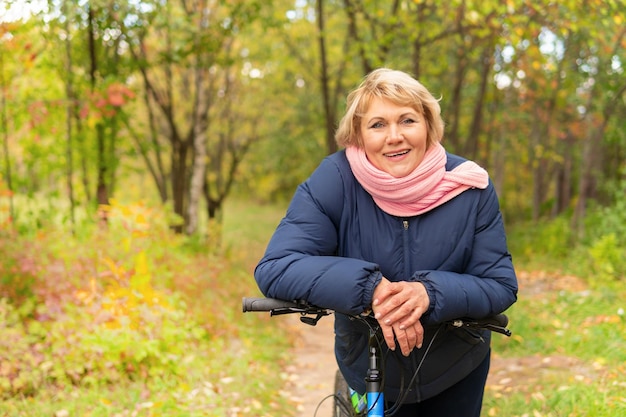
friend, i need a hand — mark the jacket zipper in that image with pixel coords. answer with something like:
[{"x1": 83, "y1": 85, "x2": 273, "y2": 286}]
[
  {"x1": 402, "y1": 219, "x2": 411, "y2": 279},
  {"x1": 403, "y1": 218, "x2": 421, "y2": 402}
]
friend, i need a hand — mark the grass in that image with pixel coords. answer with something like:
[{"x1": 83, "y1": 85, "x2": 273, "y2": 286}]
[
  {"x1": 486, "y1": 218, "x2": 626, "y2": 416},
  {"x1": 0, "y1": 198, "x2": 295, "y2": 417},
  {"x1": 484, "y1": 273, "x2": 626, "y2": 416},
  {"x1": 1, "y1": 197, "x2": 625, "y2": 416}
]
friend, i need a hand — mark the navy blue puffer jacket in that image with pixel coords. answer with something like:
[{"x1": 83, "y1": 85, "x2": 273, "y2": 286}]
[{"x1": 254, "y1": 150, "x2": 518, "y2": 402}]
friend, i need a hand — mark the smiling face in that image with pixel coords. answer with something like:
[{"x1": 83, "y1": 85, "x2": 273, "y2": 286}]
[{"x1": 360, "y1": 97, "x2": 429, "y2": 178}]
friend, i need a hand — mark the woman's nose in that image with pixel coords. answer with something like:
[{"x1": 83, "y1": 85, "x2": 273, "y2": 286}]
[{"x1": 387, "y1": 124, "x2": 402, "y2": 142}]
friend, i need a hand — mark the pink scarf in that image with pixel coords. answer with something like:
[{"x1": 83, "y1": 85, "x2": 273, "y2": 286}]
[{"x1": 345, "y1": 143, "x2": 489, "y2": 217}]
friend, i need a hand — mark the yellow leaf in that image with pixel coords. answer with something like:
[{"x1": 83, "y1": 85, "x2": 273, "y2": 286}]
[
  {"x1": 102, "y1": 257, "x2": 123, "y2": 278},
  {"x1": 135, "y1": 251, "x2": 149, "y2": 276},
  {"x1": 131, "y1": 251, "x2": 151, "y2": 290},
  {"x1": 122, "y1": 236, "x2": 131, "y2": 252},
  {"x1": 132, "y1": 230, "x2": 148, "y2": 238},
  {"x1": 136, "y1": 213, "x2": 148, "y2": 225},
  {"x1": 87, "y1": 116, "x2": 98, "y2": 129}
]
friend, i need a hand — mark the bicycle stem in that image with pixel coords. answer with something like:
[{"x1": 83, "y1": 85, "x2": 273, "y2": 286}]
[{"x1": 365, "y1": 328, "x2": 384, "y2": 417}]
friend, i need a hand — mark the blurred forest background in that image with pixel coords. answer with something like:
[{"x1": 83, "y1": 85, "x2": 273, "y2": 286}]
[{"x1": 0, "y1": 0, "x2": 625, "y2": 416}]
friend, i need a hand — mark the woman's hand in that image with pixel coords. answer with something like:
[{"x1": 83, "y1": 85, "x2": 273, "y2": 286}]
[{"x1": 372, "y1": 278, "x2": 430, "y2": 356}]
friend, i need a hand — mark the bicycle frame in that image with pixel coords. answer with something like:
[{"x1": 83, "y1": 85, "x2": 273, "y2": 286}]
[{"x1": 242, "y1": 297, "x2": 511, "y2": 417}]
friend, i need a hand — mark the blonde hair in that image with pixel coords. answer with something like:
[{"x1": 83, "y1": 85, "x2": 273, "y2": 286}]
[{"x1": 335, "y1": 68, "x2": 444, "y2": 148}]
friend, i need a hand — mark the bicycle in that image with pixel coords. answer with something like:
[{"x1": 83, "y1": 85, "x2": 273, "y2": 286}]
[{"x1": 242, "y1": 297, "x2": 511, "y2": 417}]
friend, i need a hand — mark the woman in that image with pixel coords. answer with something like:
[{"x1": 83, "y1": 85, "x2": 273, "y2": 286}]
[{"x1": 254, "y1": 68, "x2": 517, "y2": 416}]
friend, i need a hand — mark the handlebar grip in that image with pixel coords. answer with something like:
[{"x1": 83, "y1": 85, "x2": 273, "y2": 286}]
[{"x1": 242, "y1": 297, "x2": 299, "y2": 312}]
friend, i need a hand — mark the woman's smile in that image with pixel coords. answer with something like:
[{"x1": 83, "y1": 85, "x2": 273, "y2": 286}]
[{"x1": 384, "y1": 149, "x2": 411, "y2": 158}]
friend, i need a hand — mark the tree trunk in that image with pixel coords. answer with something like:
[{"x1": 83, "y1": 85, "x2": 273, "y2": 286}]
[
  {"x1": 63, "y1": 1, "x2": 76, "y2": 231},
  {"x1": 0, "y1": 51, "x2": 15, "y2": 226},
  {"x1": 316, "y1": 0, "x2": 337, "y2": 155},
  {"x1": 187, "y1": 109, "x2": 209, "y2": 235},
  {"x1": 171, "y1": 142, "x2": 189, "y2": 234},
  {"x1": 573, "y1": 131, "x2": 598, "y2": 236},
  {"x1": 552, "y1": 132, "x2": 574, "y2": 217},
  {"x1": 446, "y1": 46, "x2": 466, "y2": 152},
  {"x1": 465, "y1": 45, "x2": 492, "y2": 163},
  {"x1": 88, "y1": 5, "x2": 110, "y2": 224}
]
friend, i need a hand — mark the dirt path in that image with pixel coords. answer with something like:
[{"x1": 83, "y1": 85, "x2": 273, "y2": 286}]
[{"x1": 283, "y1": 315, "x2": 337, "y2": 417}]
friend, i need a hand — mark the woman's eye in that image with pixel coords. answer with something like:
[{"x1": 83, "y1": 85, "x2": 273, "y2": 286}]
[
  {"x1": 370, "y1": 121, "x2": 384, "y2": 129},
  {"x1": 402, "y1": 118, "x2": 416, "y2": 125}
]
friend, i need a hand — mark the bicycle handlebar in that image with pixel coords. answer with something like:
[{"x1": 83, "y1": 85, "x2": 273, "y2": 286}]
[{"x1": 242, "y1": 297, "x2": 512, "y2": 336}]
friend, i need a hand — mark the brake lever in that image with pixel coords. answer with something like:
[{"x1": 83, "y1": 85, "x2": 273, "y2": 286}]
[
  {"x1": 269, "y1": 306, "x2": 333, "y2": 326},
  {"x1": 450, "y1": 319, "x2": 512, "y2": 337}
]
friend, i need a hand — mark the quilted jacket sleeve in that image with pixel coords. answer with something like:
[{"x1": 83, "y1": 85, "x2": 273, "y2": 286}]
[
  {"x1": 254, "y1": 156, "x2": 383, "y2": 315},
  {"x1": 413, "y1": 181, "x2": 518, "y2": 325}
]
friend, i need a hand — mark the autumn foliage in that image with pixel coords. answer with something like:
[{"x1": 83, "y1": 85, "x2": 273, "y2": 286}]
[{"x1": 0, "y1": 201, "x2": 208, "y2": 398}]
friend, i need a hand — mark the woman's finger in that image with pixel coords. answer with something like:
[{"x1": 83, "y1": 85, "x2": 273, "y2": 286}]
[
  {"x1": 398, "y1": 326, "x2": 414, "y2": 357},
  {"x1": 379, "y1": 323, "x2": 396, "y2": 352}
]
